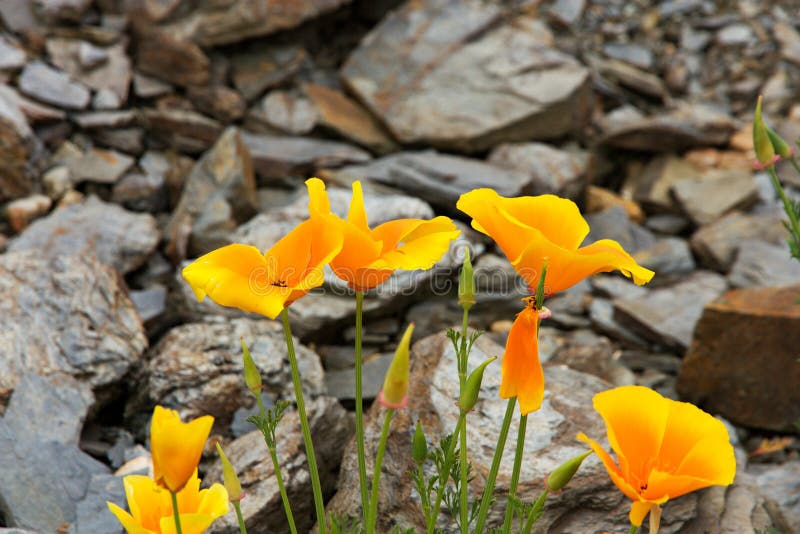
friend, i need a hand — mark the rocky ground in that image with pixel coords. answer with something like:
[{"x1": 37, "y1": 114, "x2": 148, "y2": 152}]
[{"x1": 0, "y1": 0, "x2": 799, "y2": 532}]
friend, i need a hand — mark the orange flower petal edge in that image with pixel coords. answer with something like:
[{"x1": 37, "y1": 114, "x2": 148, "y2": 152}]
[
  {"x1": 456, "y1": 189, "x2": 654, "y2": 294},
  {"x1": 500, "y1": 301, "x2": 543, "y2": 415},
  {"x1": 310, "y1": 178, "x2": 460, "y2": 290},
  {"x1": 577, "y1": 386, "x2": 736, "y2": 526},
  {"x1": 182, "y1": 179, "x2": 344, "y2": 319},
  {"x1": 150, "y1": 406, "x2": 214, "y2": 493}
]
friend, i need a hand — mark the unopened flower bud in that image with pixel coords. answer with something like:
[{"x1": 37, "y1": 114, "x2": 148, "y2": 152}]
[
  {"x1": 767, "y1": 127, "x2": 793, "y2": 159},
  {"x1": 753, "y1": 95, "x2": 778, "y2": 168},
  {"x1": 412, "y1": 421, "x2": 428, "y2": 465},
  {"x1": 458, "y1": 247, "x2": 476, "y2": 310},
  {"x1": 215, "y1": 442, "x2": 243, "y2": 502},
  {"x1": 241, "y1": 338, "x2": 262, "y2": 396},
  {"x1": 545, "y1": 450, "x2": 592, "y2": 492},
  {"x1": 378, "y1": 323, "x2": 414, "y2": 409},
  {"x1": 458, "y1": 356, "x2": 496, "y2": 413}
]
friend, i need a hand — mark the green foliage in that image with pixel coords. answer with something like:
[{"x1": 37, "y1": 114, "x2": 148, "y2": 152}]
[
  {"x1": 247, "y1": 399, "x2": 290, "y2": 449},
  {"x1": 328, "y1": 514, "x2": 361, "y2": 534}
]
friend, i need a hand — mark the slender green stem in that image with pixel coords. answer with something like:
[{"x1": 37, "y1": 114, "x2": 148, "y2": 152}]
[
  {"x1": 768, "y1": 166, "x2": 800, "y2": 241},
  {"x1": 427, "y1": 415, "x2": 466, "y2": 534},
  {"x1": 501, "y1": 413, "x2": 527, "y2": 533},
  {"x1": 366, "y1": 409, "x2": 395, "y2": 534},
  {"x1": 280, "y1": 309, "x2": 326, "y2": 534},
  {"x1": 473, "y1": 398, "x2": 517, "y2": 533},
  {"x1": 170, "y1": 490, "x2": 183, "y2": 534},
  {"x1": 256, "y1": 395, "x2": 297, "y2": 534},
  {"x1": 233, "y1": 500, "x2": 247, "y2": 534},
  {"x1": 628, "y1": 526, "x2": 638, "y2": 534},
  {"x1": 521, "y1": 488, "x2": 548, "y2": 534},
  {"x1": 789, "y1": 155, "x2": 800, "y2": 176},
  {"x1": 418, "y1": 463, "x2": 431, "y2": 526},
  {"x1": 458, "y1": 307, "x2": 469, "y2": 533},
  {"x1": 354, "y1": 290, "x2": 369, "y2": 524}
]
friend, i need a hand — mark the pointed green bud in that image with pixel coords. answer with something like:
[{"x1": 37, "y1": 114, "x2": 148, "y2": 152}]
[
  {"x1": 216, "y1": 442, "x2": 243, "y2": 501},
  {"x1": 545, "y1": 450, "x2": 592, "y2": 492},
  {"x1": 378, "y1": 323, "x2": 414, "y2": 409},
  {"x1": 535, "y1": 260, "x2": 548, "y2": 310},
  {"x1": 412, "y1": 421, "x2": 428, "y2": 465},
  {"x1": 458, "y1": 356, "x2": 496, "y2": 413},
  {"x1": 767, "y1": 126, "x2": 793, "y2": 159},
  {"x1": 241, "y1": 338, "x2": 262, "y2": 396},
  {"x1": 753, "y1": 95, "x2": 777, "y2": 167},
  {"x1": 458, "y1": 246, "x2": 476, "y2": 310}
]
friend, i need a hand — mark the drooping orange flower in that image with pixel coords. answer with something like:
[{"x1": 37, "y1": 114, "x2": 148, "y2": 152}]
[
  {"x1": 456, "y1": 189, "x2": 654, "y2": 295},
  {"x1": 578, "y1": 386, "x2": 736, "y2": 527},
  {"x1": 309, "y1": 180, "x2": 460, "y2": 290},
  {"x1": 501, "y1": 299, "x2": 543, "y2": 415},
  {"x1": 150, "y1": 406, "x2": 214, "y2": 493},
  {"x1": 182, "y1": 179, "x2": 343, "y2": 319},
  {"x1": 107, "y1": 470, "x2": 228, "y2": 534}
]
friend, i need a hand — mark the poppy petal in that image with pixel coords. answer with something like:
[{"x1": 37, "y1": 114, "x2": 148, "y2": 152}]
[
  {"x1": 576, "y1": 433, "x2": 640, "y2": 502},
  {"x1": 500, "y1": 305, "x2": 543, "y2": 415},
  {"x1": 151, "y1": 407, "x2": 214, "y2": 493},
  {"x1": 372, "y1": 217, "x2": 460, "y2": 271},
  {"x1": 108, "y1": 502, "x2": 155, "y2": 534},
  {"x1": 306, "y1": 177, "x2": 331, "y2": 217},
  {"x1": 629, "y1": 501, "x2": 654, "y2": 527},
  {"x1": 182, "y1": 244, "x2": 290, "y2": 319},
  {"x1": 347, "y1": 180, "x2": 370, "y2": 231}
]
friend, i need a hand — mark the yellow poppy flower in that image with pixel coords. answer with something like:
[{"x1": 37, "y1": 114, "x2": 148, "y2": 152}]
[
  {"x1": 577, "y1": 386, "x2": 736, "y2": 527},
  {"x1": 107, "y1": 470, "x2": 228, "y2": 534},
  {"x1": 500, "y1": 300, "x2": 543, "y2": 415},
  {"x1": 150, "y1": 406, "x2": 214, "y2": 492},
  {"x1": 309, "y1": 179, "x2": 460, "y2": 290},
  {"x1": 182, "y1": 179, "x2": 344, "y2": 319},
  {"x1": 456, "y1": 189, "x2": 654, "y2": 295}
]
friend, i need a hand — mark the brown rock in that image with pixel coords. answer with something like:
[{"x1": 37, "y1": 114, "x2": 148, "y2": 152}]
[
  {"x1": 142, "y1": 107, "x2": 223, "y2": 154},
  {"x1": 231, "y1": 45, "x2": 307, "y2": 101},
  {"x1": 5, "y1": 194, "x2": 51, "y2": 232},
  {"x1": 342, "y1": 5, "x2": 591, "y2": 152},
  {"x1": 134, "y1": 29, "x2": 210, "y2": 87},
  {"x1": 677, "y1": 285, "x2": 800, "y2": 430},
  {"x1": 585, "y1": 185, "x2": 645, "y2": 223},
  {"x1": 629, "y1": 154, "x2": 702, "y2": 213},
  {"x1": 302, "y1": 83, "x2": 396, "y2": 153},
  {"x1": 186, "y1": 85, "x2": 246, "y2": 122},
  {"x1": 0, "y1": 117, "x2": 30, "y2": 202}
]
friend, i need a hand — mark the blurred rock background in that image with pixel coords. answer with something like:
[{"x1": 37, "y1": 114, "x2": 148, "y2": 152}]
[{"x1": 0, "y1": 0, "x2": 798, "y2": 532}]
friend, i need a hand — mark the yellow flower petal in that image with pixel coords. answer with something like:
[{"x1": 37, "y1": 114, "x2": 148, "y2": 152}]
[
  {"x1": 347, "y1": 180, "x2": 370, "y2": 231},
  {"x1": 182, "y1": 243, "x2": 291, "y2": 319},
  {"x1": 576, "y1": 432, "x2": 639, "y2": 502},
  {"x1": 151, "y1": 406, "x2": 214, "y2": 493},
  {"x1": 372, "y1": 216, "x2": 460, "y2": 271},
  {"x1": 197, "y1": 483, "x2": 230, "y2": 518},
  {"x1": 629, "y1": 501, "x2": 654, "y2": 527},
  {"x1": 500, "y1": 303, "x2": 543, "y2": 415},
  {"x1": 107, "y1": 502, "x2": 156, "y2": 534},
  {"x1": 306, "y1": 177, "x2": 331, "y2": 217}
]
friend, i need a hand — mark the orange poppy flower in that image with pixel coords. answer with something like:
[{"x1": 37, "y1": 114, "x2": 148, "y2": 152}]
[
  {"x1": 578, "y1": 386, "x2": 736, "y2": 527},
  {"x1": 309, "y1": 179, "x2": 460, "y2": 290},
  {"x1": 182, "y1": 179, "x2": 343, "y2": 319},
  {"x1": 150, "y1": 406, "x2": 214, "y2": 493},
  {"x1": 501, "y1": 299, "x2": 543, "y2": 415},
  {"x1": 107, "y1": 470, "x2": 228, "y2": 534},
  {"x1": 456, "y1": 189, "x2": 654, "y2": 295}
]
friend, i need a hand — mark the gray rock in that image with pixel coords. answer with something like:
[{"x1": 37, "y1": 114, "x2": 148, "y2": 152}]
[
  {"x1": 142, "y1": 107, "x2": 223, "y2": 154},
  {"x1": 129, "y1": 285, "x2": 167, "y2": 324},
  {"x1": 33, "y1": 0, "x2": 91, "y2": 21},
  {"x1": 231, "y1": 45, "x2": 307, "y2": 101},
  {"x1": 603, "y1": 42, "x2": 653, "y2": 69},
  {"x1": 645, "y1": 213, "x2": 691, "y2": 235},
  {"x1": 585, "y1": 206, "x2": 657, "y2": 253},
  {"x1": 671, "y1": 169, "x2": 758, "y2": 225},
  {"x1": 132, "y1": 72, "x2": 172, "y2": 99},
  {"x1": 18, "y1": 61, "x2": 90, "y2": 110},
  {"x1": 71, "y1": 110, "x2": 136, "y2": 129},
  {"x1": 748, "y1": 460, "x2": 800, "y2": 531},
  {"x1": 166, "y1": 127, "x2": 257, "y2": 258},
  {"x1": 342, "y1": 4, "x2": 591, "y2": 152},
  {"x1": 0, "y1": 424, "x2": 110, "y2": 532},
  {"x1": 241, "y1": 131, "x2": 371, "y2": 185},
  {"x1": 131, "y1": 318, "x2": 325, "y2": 432},
  {"x1": 591, "y1": 56, "x2": 668, "y2": 101},
  {"x1": 77, "y1": 41, "x2": 108, "y2": 69},
  {"x1": 728, "y1": 240, "x2": 800, "y2": 288},
  {"x1": 590, "y1": 274, "x2": 650, "y2": 300},
  {"x1": 46, "y1": 40, "x2": 131, "y2": 104},
  {"x1": 0, "y1": 252, "x2": 146, "y2": 406},
  {"x1": 548, "y1": 0, "x2": 585, "y2": 27},
  {"x1": 629, "y1": 154, "x2": 703, "y2": 213},
  {"x1": 92, "y1": 88, "x2": 122, "y2": 110},
  {"x1": 207, "y1": 397, "x2": 353, "y2": 534},
  {"x1": 2, "y1": 373, "x2": 93, "y2": 445},
  {"x1": 589, "y1": 297, "x2": 651, "y2": 348},
  {"x1": 328, "y1": 150, "x2": 530, "y2": 214},
  {"x1": 112, "y1": 171, "x2": 166, "y2": 212},
  {"x1": 325, "y1": 352, "x2": 393, "y2": 402},
  {"x1": 600, "y1": 103, "x2": 735, "y2": 152},
  {"x1": 9, "y1": 196, "x2": 159, "y2": 274},
  {"x1": 614, "y1": 271, "x2": 728, "y2": 350},
  {"x1": 690, "y1": 212, "x2": 786, "y2": 272},
  {"x1": 0, "y1": 35, "x2": 26, "y2": 70},
  {"x1": 93, "y1": 128, "x2": 145, "y2": 155},
  {"x1": 256, "y1": 90, "x2": 318, "y2": 135},
  {"x1": 0, "y1": 0, "x2": 40, "y2": 33},
  {"x1": 488, "y1": 142, "x2": 588, "y2": 199},
  {"x1": 70, "y1": 473, "x2": 125, "y2": 534},
  {"x1": 62, "y1": 147, "x2": 135, "y2": 185},
  {"x1": 633, "y1": 237, "x2": 696, "y2": 283},
  {"x1": 160, "y1": 0, "x2": 351, "y2": 47},
  {"x1": 717, "y1": 23, "x2": 754, "y2": 46}
]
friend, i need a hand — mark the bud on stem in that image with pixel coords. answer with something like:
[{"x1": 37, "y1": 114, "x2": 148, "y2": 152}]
[
  {"x1": 458, "y1": 356, "x2": 496, "y2": 413},
  {"x1": 215, "y1": 442, "x2": 243, "y2": 502},
  {"x1": 458, "y1": 247, "x2": 476, "y2": 311},
  {"x1": 545, "y1": 450, "x2": 592, "y2": 492},
  {"x1": 412, "y1": 421, "x2": 428, "y2": 466},
  {"x1": 241, "y1": 338, "x2": 262, "y2": 396}
]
